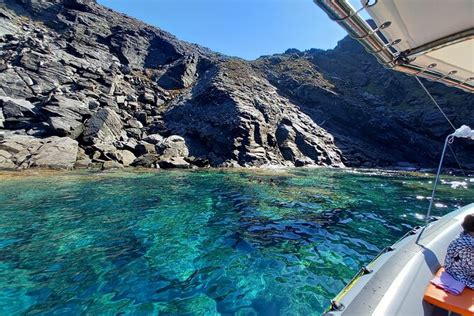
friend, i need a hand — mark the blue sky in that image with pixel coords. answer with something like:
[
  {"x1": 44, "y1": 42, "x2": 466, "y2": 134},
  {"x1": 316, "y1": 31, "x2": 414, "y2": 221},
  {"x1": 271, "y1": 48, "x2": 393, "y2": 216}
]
[{"x1": 98, "y1": 0, "x2": 350, "y2": 60}]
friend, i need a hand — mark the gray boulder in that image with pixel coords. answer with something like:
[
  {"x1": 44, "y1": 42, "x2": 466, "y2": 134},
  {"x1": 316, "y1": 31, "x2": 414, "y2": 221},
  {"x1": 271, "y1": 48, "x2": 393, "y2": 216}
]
[
  {"x1": 136, "y1": 142, "x2": 156, "y2": 155},
  {"x1": 127, "y1": 118, "x2": 143, "y2": 129},
  {"x1": 158, "y1": 156, "x2": 190, "y2": 169},
  {"x1": 92, "y1": 142, "x2": 117, "y2": 160},
  {"x1": 116, "y1": 138, "x2": 138, "y2": 152},
  {"x1": 143, "y1": 134, "x2": 163, "y2": 145},
  {"x1": 157, "y1": 135, "x2": 189, "y2": 158},
  {"x1": 89, "y1": 142, "x2": 135, "y2": 167},
  {"x1": 117, "y1": 150, "x2": 136, "y2": 166},
  {"x1": 125, "y1": 128, "x2": 142, "y2": 139},
  {"x1": 0, "y1": 135, "x2": 79, "y2": 169},
  {"x1": 139, "y1": 91, "x2": 155, "y2": 104},
  {"x1": 131, "y1": 154, "x2": 160, "y2": 168},
  {"x1": 106, "y1": 149, "x2": 135, "y2": 166},
  {"x1": 74, "y1": 147, "x2": 92, "y2": 168},
  {"x1": 30, "y1": 137, "x2": 79, "y2": 169},
  {"x1": 43, "y1": 96, "x2": 92, "y2": 139},
  {"x1": 48, "y1": 116, "x2": 84, "y2": 139},
  {"x1": 83, "y1": 108, "x2": 123, "y2": 144},
  {"x1": 102, "y1": 160, "x2": 124, "y2": 170},
  {"x1": 44, "y1": 96, "x2": 91, "y2": 118},
  {"x1": 0, "y1": 97, "x2": 36, "y2": 118},
  {"x1": 0, "y1": 149, "x2": 16, "y2": 169}
]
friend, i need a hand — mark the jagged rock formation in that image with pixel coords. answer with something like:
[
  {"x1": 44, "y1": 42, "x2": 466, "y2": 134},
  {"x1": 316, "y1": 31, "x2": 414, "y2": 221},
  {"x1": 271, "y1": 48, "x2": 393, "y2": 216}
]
[
  {"x1": 164, "y1": 60, "x2": 343, "y2": 167},
  {"x1": 0, "y1": 0, "x2": 472, "y2": 170},
  {"x1": 253, "y1": 42, "x2": 474, "y2": 168}
]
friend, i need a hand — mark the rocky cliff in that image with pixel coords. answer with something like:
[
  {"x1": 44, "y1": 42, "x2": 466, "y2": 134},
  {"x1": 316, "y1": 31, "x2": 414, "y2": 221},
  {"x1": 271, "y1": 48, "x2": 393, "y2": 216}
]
[
  {"x1": 0, "y1": 0, "x2": 472, "y2": 170},
  {"x1": 253, "y1": 40, "x2": 474, "y2": 169}
]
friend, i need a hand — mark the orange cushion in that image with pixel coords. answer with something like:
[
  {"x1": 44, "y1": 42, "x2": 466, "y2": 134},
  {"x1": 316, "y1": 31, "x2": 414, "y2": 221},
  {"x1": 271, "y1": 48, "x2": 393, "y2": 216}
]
[{"x1": 424, "y1": 268, "x2": 474, "y2": 316}]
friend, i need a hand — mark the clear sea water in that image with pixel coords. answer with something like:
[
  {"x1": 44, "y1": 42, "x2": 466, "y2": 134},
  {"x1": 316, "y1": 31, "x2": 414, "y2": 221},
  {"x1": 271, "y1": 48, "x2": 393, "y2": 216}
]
[{"x1": 0, "y1": 168, "x2": 473, "y2": 316}]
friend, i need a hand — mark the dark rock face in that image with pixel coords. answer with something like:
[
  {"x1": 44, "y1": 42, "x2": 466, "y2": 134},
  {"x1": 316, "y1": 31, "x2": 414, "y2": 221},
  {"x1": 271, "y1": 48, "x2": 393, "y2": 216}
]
[
  {"x1": 164, "y1": 60, "x2": 343, "y2": 167},
  {"x1": 157, "y1": 55, "x2": 199, "y2": 89},
  {"x1": 0, "y1": 0, "x2": 471, "y2": 170},
  {"x1": 253, "y1": 39, "x2": 473, "y2": 168}
]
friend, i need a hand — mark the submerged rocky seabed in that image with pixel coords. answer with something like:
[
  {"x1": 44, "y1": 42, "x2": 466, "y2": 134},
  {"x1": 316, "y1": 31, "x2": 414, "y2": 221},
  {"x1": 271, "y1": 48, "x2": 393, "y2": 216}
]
[{"x1": 0, "y1": 168, "x2": 473, "y2": 315}]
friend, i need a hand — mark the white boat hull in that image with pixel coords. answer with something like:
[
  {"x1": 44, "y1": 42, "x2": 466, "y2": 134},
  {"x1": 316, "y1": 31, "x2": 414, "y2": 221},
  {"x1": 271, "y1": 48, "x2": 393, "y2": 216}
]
[{"x1": 324, "y1": 203, "x2": 474, "y2": 316}]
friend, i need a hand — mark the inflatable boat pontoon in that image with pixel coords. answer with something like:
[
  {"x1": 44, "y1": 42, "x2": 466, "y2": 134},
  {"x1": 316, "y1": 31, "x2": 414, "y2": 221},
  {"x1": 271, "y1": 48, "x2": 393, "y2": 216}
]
[
  {"x1": 323, "y1": 203, "x2": 474, "y2": 316},
  {"x1": 312, "y1": 0, "x2": 474, "y2": 315}
]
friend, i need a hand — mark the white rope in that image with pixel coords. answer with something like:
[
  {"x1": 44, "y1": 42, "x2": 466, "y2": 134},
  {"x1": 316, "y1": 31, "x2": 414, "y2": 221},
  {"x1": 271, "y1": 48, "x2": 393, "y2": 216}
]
[
  {"x1": 415, "y1": 76, "x2": 463, "y2": 225},
  {"x1": 415, "y1": 76, "x2": 456, "y2": 131}
]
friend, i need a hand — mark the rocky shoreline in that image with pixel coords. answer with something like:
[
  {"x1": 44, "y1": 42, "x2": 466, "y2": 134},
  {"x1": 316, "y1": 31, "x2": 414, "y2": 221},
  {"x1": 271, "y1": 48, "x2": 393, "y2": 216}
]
[{"x1": 1, "y1": 0, "x2": 472, "y2": 171}]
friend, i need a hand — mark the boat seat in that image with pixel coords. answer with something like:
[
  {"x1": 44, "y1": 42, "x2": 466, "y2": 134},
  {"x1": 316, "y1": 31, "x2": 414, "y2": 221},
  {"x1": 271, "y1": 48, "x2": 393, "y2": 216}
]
[{"x1": 424, "y1": 268, "x2": 474, "y2": 316}]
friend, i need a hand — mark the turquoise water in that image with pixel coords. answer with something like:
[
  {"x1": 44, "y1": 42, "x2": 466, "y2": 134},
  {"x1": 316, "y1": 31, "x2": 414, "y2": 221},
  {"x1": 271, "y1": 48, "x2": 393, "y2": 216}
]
[{"x1": 0, "y1": 168, "x2": 473, "y2": 315}]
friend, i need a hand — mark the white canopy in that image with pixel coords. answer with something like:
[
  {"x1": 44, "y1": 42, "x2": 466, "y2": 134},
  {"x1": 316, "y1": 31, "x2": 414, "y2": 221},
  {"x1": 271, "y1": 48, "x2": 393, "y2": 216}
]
[
  {"x1": 365, "y1": 0, "x2": 473, "y2": 90},
  {"x1": 313, "y1": 0, "x2": 473, "y2": 92}
]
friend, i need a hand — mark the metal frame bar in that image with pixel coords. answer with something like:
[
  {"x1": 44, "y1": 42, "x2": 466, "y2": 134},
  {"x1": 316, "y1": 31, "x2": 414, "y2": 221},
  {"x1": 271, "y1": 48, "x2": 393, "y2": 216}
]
[
  {"x1": 314, "y1": 0, "x2": 396, "y2": 66},
  {"x1": 395, "y1": 64, "x2": 473, "y2": 92},
  {"x1": 313, "y1": 0, "x2": 474, "y2": 93},
  {"x1": 425, "y1": 134, "x2": 455, "y2": 225}
]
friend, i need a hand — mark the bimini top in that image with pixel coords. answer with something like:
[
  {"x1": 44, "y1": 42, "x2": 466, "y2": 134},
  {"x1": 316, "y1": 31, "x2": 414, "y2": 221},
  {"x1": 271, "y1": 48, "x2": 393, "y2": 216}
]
[{"x1": 314, "y1": 0, "x2": 474, "y2": 93}]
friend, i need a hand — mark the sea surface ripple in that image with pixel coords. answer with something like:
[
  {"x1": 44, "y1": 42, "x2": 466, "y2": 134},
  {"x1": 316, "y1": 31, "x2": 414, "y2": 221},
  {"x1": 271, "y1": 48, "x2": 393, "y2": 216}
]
[{"x1": 0, "y1": 168, "x2": 472, "y2": 315}]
